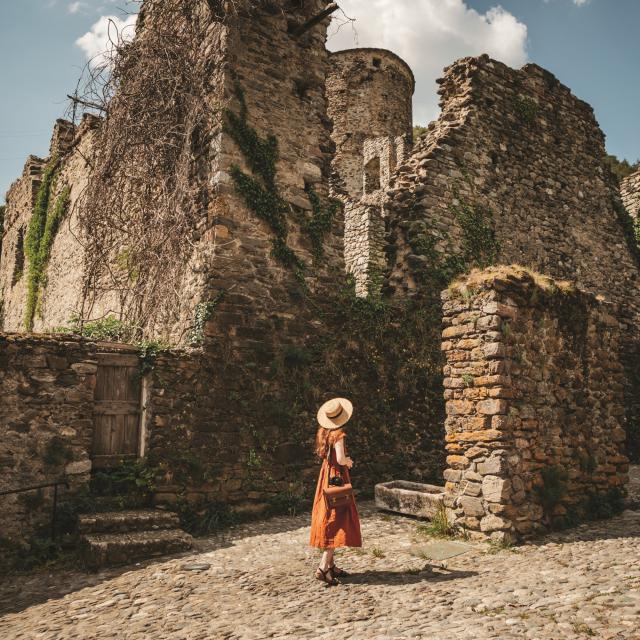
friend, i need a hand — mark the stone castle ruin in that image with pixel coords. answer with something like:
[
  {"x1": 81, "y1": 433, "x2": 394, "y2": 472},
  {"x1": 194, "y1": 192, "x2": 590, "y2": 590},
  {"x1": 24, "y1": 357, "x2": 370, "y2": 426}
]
[
  {"x1": 1, "y1": 0, "x2": 639, "y2": 550},
  {"x1": 622, "y1": 166, "x2": 640, "y2": 219}
]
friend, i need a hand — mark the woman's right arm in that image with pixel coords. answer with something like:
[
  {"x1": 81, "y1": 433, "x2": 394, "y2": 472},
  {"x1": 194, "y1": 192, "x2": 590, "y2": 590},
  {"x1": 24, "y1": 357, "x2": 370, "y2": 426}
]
[{"x1": 334, "y1": 438, "x2": 353, "y2": 469}]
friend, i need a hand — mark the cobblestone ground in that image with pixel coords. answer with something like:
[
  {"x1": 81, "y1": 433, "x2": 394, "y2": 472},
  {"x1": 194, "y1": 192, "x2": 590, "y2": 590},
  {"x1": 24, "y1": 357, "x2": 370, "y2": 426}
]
[{"x1": 3, "y1": 479, "x2": 640, "y2": 639}]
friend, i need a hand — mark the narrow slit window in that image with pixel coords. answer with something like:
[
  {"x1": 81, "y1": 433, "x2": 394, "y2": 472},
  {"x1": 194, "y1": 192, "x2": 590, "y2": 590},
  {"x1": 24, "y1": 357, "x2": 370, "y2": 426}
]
[{"x1": 364, "y1": 157, "x2": 381, "y2": 194}]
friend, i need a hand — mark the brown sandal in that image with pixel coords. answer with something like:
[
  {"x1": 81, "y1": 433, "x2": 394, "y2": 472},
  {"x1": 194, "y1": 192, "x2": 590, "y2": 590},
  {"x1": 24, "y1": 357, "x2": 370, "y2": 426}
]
[
  {"x1": 330, "y1": 565, "x2": 350, "y2": 577},
  {"x1": 315, "y1": 566, "x2": 339, "y2": 586}
]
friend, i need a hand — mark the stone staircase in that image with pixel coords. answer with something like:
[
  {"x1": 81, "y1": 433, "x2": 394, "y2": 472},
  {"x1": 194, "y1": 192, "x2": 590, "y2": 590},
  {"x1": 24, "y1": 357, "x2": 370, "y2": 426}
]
[{"x1": 79, "y1": 509, "x2": 193, "y2": 570}]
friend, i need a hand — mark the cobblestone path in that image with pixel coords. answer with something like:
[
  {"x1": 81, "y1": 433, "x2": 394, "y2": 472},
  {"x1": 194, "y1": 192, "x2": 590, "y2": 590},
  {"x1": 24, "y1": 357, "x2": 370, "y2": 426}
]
[{"x1": 2, "y1": 498, "x2": 640, "y2": 639}]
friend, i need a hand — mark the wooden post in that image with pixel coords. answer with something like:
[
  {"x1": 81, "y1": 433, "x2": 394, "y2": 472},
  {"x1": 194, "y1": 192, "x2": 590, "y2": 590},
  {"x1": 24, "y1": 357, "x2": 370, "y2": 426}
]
[{"x1": 290, "y1": 3, "x2": 339, "y2": 37}]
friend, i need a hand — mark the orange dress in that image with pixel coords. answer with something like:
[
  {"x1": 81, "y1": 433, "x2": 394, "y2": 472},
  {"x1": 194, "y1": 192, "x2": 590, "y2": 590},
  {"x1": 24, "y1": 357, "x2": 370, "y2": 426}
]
[{"x1": 309, "y1": 433, "x2": 362, "y2": 549}]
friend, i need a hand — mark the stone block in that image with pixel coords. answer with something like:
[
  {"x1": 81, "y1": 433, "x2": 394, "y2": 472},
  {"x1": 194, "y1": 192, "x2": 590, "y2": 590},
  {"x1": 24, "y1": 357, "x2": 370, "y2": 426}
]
[
  {"x1": 463, "y1": 482, "x2": 482, "y2": 497},
  {"x1": 459, "y1": 496, "x2": 485, "y2": 517},
  {"x1": 442, "y1": 323, "x2": 475, "y2": 339},
  {"x1": 66, "y1": 459, "x2": 92, "y2": 475},
  {"x1": 71, "y1": 362, "x2": 98, "y2": 375},
  {"x1": 446, "y1": 455, "x2": 470, "y2": 470},
  {"x1": 482, "y1": 302, "x2": 517, "y2": 319},
  {"x1": 477, "y1": 399, "x2": 508, "y2": 415},
  {"x1": 375, "y1": 481, "x2": 445, "y2": 519},
  {"x1": 446, "y1": 400, "x2": 474, "y2": 416},
  {"x1": 483, "y1": 343, "x2": 506, "y2": 359},
  {"x1": 477, "y1": 455, "x2": 506, "y2": 476},
  {"x1": 482, "y1": 476, "x2": 511, "y2": 502},
  {"x1": 480, "y1": 514, "x2": 511, "y2": 532},
  {"x1": 443, "y1": 469, "x2": 462, "y2": 483}
]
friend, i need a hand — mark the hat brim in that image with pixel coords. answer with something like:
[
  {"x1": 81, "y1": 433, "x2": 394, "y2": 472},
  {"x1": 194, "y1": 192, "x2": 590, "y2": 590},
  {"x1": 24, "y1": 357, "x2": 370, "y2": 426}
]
[{"x1": 317, "y1": 398, "x2": 353, "y2": 430}]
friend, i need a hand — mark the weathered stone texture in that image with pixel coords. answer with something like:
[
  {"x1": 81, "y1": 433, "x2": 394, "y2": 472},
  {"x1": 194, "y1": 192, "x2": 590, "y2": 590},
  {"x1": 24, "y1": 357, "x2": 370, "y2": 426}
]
[
  {"x1": 0, "y1": 115, "x2": 106, "y2": 333},
  {"x1": 0, "y1": 334, "x2": 97, "y2": 545},
  {"x1": 441, "y1": 267, "x2": 628, "y2": 541},
  {"x1": 383, "y1": 54, "x2": 640, "y2": 455},
  {"x1": 327, "y1": 48, "x2": 414, "y2": 295},
  {"x1": 327, "y1": 48, "x2": 414, "y2": 200},
  {"x1": 621, "y1": 168, "x2": 640, "y2": 218}
]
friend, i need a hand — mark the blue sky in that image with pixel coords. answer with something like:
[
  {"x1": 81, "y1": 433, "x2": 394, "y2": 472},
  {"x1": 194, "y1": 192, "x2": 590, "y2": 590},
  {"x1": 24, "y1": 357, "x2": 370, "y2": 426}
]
[{"x1": 0, "y1": 0, "x2": 638, "y2": 201}]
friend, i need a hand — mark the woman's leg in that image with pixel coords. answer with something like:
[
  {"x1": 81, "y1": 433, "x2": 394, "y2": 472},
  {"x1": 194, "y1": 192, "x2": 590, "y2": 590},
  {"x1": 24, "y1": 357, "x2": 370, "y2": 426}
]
[{"x1": 319, "y1": 548, "x2": 334, "y2": 572}]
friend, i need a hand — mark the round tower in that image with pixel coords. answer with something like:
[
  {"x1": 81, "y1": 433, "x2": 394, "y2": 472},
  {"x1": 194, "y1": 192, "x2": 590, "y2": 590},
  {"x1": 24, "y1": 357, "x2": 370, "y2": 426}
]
[{"x1": 327, "y1": 48, "x2": 415, "y2": 199}]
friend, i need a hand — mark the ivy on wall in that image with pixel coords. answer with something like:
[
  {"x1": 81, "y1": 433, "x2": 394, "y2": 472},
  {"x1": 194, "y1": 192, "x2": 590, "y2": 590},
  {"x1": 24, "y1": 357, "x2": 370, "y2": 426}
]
[
  {"x1": 24, "y1": 157, "x2": 70, "y2": 330},
  {"x1": 225, "y1": 84, "x2": 339, "y2": 275},
  {"x1": 186, "y1": 292, "x2": 226, "y2": 346},
  {"x1": 225, "y1": 85, "x2": 300, "y2": 269},
  {"x1": 401, "y1": 195, "x2": 500, "y2": 291},
  {"x1": 514, "y1": 97, "x2": 539, "y2": 125},
  {"x1": 303, "y1": 185, "x2": 340, "y2": 263},
  {"x1": 451, "y1": 200, "x2": 500, "y2": 269}
]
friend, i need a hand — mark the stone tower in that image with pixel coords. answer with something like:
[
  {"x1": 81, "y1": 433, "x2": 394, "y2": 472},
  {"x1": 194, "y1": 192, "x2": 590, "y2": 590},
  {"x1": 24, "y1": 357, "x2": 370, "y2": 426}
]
[
  {"x1": 326, "y1": 48, "x2": 414, "y2": 295},
  {"x1": 621, "y1": 167, "x2": 640, "y2": 218}
]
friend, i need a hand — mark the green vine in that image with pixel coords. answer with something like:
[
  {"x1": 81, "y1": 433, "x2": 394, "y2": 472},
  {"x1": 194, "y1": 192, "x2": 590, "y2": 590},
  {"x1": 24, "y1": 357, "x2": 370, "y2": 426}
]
[
  {"x1": 514, "y1": 97, "x2": 539, "y2": 125},
  {"x1": 54, "y1": 314, "x2": 139, "y2": 342},
  {"x1": 303, "y1": 185, "x2": 341, "y2": 262},
  {"x1": 138, "y1": 340, "x2": 171, "y2": 375},
  {"x1": 451, "y1": 199, "x2": 500, "y2": 269},
  {"x1": 187, "y1": 291, "x2": 226, "y2": 346},
  {"x1": 225, "y1": 84, "x2": 335, "y2": 274},
  {"x1": 225, "y1": 86, "x2": 298, "y2": 268},
  {"x1": 24, "y1": 157, "x2": 70, "y2": 330}
]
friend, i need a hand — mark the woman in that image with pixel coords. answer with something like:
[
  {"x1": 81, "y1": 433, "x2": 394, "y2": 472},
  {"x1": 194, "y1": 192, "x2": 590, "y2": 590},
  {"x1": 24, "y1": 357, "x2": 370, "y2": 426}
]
[{"x1": 309, "y1": 397, "x2": 362, "y2": 586}]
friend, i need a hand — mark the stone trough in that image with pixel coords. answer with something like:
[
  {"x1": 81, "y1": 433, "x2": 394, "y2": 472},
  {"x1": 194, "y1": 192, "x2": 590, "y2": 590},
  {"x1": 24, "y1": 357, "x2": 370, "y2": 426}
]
[{"x1": 374, "y1": 480, "x2": 445, "y2": 519}]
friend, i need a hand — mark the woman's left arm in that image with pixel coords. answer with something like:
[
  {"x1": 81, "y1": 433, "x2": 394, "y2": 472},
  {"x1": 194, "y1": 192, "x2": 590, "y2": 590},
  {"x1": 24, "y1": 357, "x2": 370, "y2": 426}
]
[{"x1": 334, "y1": 438, "x2": 353, "y2": 469}]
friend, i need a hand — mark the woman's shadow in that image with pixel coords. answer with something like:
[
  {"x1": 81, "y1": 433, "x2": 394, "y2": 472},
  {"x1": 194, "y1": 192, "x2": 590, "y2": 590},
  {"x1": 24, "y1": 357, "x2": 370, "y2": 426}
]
[{"x1": 342, "y1": 565, "x2": 478, "y2": 586}]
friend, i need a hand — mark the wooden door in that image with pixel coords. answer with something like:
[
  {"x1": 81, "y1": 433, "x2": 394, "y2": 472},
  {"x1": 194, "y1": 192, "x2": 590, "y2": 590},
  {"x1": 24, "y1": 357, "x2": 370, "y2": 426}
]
[{"x1": 92, "y1": 352, "x2": 141, "y2": 469}]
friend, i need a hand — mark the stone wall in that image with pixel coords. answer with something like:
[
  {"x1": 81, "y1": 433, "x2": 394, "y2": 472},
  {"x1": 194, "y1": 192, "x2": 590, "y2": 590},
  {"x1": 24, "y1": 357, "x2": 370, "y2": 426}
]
[
  {"x1": 0, "y1": 334, "x2": 96, "y2": 546},
  {"x1": 441, "y1": 267, "x2": 628, "y2": 542},
  {"x1": 0, "y1": 2, "x2": 447, "y2": 525},
  {"x1": 0, "y1": 115, "x2": 103, "y2": 333},
  {"x1": 621, "y1": 168, "x2": 640, "y2": 218},
  {"x1": 382, "y1": 55, "x2": 640, "y2": 457},
  {"x1": 0, "y1": 155, "x2": 46, "y2": 330},
  {"x1": 0, "y1": 0, "x2": 343, "y2": 341}
]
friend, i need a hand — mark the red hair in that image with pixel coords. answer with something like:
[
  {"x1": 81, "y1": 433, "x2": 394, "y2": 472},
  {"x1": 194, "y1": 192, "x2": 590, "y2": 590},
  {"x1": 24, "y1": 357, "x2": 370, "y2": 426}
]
[{"x1": 314, "y1": 427, "x2": 345, "y2": 459}]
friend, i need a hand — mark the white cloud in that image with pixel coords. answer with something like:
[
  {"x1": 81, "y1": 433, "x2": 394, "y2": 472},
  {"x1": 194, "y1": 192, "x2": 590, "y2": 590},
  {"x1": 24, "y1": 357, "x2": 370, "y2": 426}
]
[
  {"x1": 573, "y1": 0, "x2": 589, "y2": 5},
  {"x1": 76, "y1": 14, "x2": 137, "y2": 67},
  {"x1": 68, "y1": 1, "x2": 86, "y2": 13},
  {"x1": 328, "y1": 0, "x2": 529, "y2": 125}
]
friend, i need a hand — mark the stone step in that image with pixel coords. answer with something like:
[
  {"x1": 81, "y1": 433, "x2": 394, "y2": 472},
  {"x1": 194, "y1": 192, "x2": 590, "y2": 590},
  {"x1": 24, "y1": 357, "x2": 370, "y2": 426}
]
[
  {"x1": 81, "y1": 529, "x2": 193, "y2": 570},
  {"x1": 78, "y1": 509, "x2": 180, "y2": 534},
  {"x1": 90, "y1": 494, "x2": 153, "y2": 511}
]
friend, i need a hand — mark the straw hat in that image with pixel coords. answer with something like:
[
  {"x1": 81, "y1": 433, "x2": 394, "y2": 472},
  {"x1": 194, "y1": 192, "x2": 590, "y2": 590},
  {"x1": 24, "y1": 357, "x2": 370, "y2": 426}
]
[{"x1": 317, "y1": 398, "x2": 353, "y2": 430}]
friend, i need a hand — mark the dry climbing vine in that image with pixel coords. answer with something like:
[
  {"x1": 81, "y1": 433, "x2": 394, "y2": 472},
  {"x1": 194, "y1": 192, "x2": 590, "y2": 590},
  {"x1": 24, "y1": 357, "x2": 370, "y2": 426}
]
[{"x1": 69, "y1": 0, "x2": 241, "y2": 338}]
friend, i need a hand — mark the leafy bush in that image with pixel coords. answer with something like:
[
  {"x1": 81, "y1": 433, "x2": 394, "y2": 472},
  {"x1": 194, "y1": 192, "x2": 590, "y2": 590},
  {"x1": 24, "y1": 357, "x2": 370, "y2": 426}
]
[
  {"x1": 90, "y1": 459, "x2": 155, "y2": 501},
  {"x1": 54, "y1": 314, "x2": 138, "y2": 342},
  {"x1": 605, "y1": 154, "x2": 639, "y2": 184}
]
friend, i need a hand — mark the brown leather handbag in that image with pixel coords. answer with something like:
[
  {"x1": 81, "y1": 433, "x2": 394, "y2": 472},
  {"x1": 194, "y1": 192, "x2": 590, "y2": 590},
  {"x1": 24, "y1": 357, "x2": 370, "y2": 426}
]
[{"x1": 322, "y1": 444, "x2": 354, "y2": 510}]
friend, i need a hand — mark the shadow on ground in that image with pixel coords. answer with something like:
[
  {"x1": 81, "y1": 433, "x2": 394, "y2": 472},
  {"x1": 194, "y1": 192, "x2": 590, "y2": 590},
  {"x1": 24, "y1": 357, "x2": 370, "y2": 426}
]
[{"x1": 344, "y1": 567, "x2": 478, "y2": 586}]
